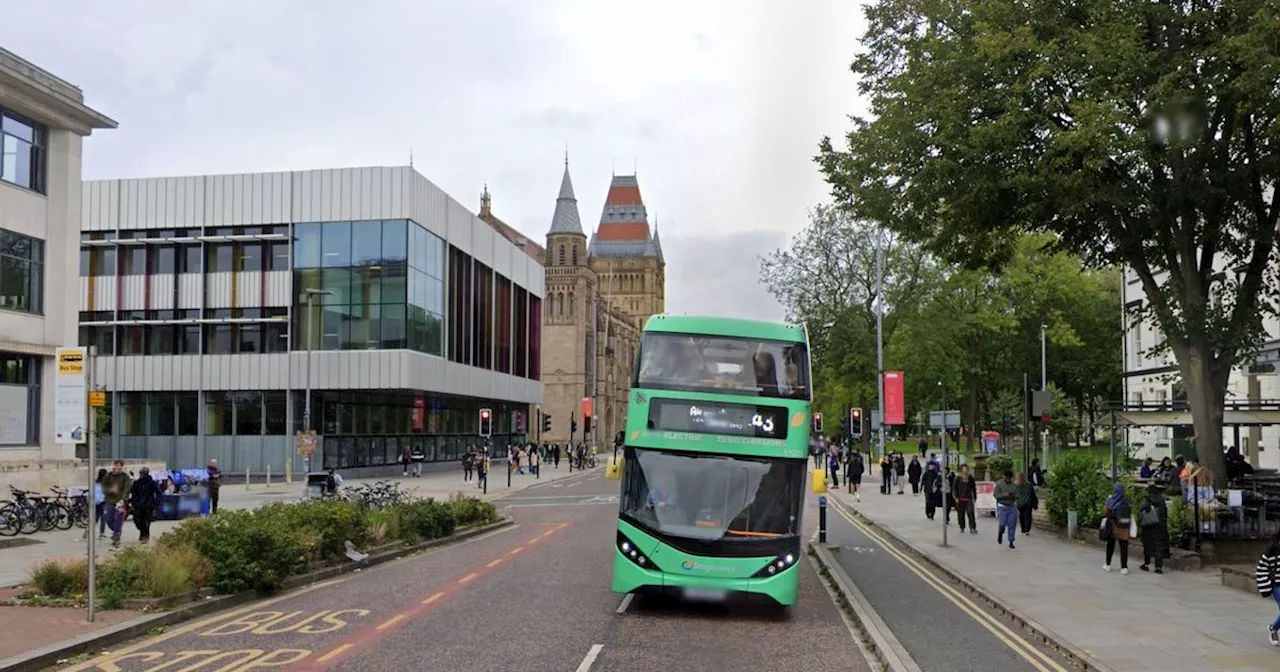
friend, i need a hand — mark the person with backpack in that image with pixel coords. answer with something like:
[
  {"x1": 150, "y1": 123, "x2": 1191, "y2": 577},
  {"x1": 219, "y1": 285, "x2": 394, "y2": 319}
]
[
  {"x1": 1138, "y1": 483, "x2": 1170, "y2": 574},
  {"x1": 1255, "y1": 530, "x2": 1280, "y2": 646}
]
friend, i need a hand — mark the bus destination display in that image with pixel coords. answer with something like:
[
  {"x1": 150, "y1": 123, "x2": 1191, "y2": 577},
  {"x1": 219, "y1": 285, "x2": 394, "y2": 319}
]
[{"x1": 647, "y1": 398, "x2": 789, "y2": 440}]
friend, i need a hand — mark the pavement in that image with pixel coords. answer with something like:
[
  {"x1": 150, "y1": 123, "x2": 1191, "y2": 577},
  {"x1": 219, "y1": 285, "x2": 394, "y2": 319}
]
[
  {"x1": 27, "y1": 470, "x2": 874, "y2": 671},
  {"x1": 0, "y1": 460, "x2": 583, "y2": 589},
  {"x1": 824, "y1": 484, "x2": 1280, "y2": 672}
]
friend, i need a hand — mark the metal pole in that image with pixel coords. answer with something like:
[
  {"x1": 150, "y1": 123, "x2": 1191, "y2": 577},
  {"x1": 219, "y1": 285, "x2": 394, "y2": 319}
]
[
  {"x1": 941, "y1": 383, "x2": 948, "y2": 548},
  {"x1": 1022, "y1": 373, "x2": 1030, "y2": 476},
  {"x1": 875, "y1": 228, "x2": 886, "y2": 459},
  {"x1": 304, "y1": 293, "x2": 313, "y2": 475},
  {"x1": 1109, "y1": 416, "x2": 1118, "y2": 480},
  {"x1": 1040, "y1": 325, "x2": 1048, "y2": 468},
  {"x1": 86, "y1": 345, "x2": 97, "y2": 623}
]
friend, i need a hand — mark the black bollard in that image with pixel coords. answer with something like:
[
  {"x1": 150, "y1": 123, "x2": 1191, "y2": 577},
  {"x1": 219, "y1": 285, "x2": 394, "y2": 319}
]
[
  {"x1": 818, "y1": 496, "x2": 828, "y2": 544},
  {"x1": 482, "y1": 470, "x2": 487, "y2": 495},
  {"x1": 507, "y1": 461, "x2": 512, "y2": 488}
]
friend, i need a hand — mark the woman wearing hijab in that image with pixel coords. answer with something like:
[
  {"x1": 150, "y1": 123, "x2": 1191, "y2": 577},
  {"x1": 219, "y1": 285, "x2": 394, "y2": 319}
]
[
  {"x1": 1138, "y1": 482, "x2": 1170, "y2": 574},
  {"x1": 1103, "y1": 483, "x2": 1133, "y2": 574}
]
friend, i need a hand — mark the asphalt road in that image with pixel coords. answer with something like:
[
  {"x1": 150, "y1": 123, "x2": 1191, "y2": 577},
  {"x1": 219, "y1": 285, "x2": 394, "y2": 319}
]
[
  {"x1": 55, "y1": 468, "x2": 872, "y2": 672},
  {"x1": 822, "y1": 497, "x2": 1078, "y2": 672}
]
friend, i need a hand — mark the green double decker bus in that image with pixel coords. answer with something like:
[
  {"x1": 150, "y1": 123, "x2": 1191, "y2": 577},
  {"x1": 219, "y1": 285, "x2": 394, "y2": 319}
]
[{"x1": 608, "y1": 315, "x2": 812, "y2": 609}]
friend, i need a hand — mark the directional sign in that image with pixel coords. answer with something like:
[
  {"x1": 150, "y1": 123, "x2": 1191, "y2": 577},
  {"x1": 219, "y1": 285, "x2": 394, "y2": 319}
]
[
  {"x1": 929, "y1": 410, "x2": 962, "y2": 430},
  {"x1": 818, "y1": 496, "x2": 827, "y2": 508}
]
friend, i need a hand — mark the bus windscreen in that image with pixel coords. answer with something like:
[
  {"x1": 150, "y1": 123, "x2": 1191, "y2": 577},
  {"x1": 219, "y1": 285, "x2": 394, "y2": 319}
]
[{"x1": 634, "y1": 333, "x2": 810, "y2": 400}]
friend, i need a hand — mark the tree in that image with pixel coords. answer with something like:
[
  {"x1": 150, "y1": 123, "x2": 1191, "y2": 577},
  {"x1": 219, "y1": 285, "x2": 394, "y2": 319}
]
[
  {"x1": 818, "y1": 1, "x2": 1280, "y2": 486},
  {"x1": 759, "y1": 204, "x2": 929, "y2": 434}
]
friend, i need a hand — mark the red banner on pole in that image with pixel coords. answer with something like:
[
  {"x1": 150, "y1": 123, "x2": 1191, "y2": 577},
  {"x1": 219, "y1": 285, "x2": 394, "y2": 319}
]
[{"x1": 884, "y1": 371, "x2": 905, "y2": 425}]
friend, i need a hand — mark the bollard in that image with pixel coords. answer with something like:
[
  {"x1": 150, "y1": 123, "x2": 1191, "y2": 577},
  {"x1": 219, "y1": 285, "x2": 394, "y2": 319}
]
[
  {"x1": 507, "y1": 460, "x2": 512, "y2": 488},
  {"x1": 245, "y1": 467, "x2": 251, "y2": 490},
  {"x1": 1067, "y1": 510, "x2": 1078, "y2": 540},
  {"x1": 818, "y1": 495, "x2": 828, "y2": 544},
  {"x1": 536, "y1": 457, "x2": 540, "y2": 479},
  {"x1": 266, "y1": 465, "x2": 272, "y2": 488},
  {"x1": 285, "y1": 457, "x2": 292, "y2": 485}
]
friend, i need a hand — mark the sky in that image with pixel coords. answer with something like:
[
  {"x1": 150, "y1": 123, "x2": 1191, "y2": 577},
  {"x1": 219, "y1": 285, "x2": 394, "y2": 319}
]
[{"x1": 3, "y1": 0, "x2": 867, "y2": 321}]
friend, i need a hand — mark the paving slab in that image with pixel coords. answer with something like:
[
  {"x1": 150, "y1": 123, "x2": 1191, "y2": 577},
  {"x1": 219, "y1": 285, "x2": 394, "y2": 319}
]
[{"x1": 827, "y1": 487, "x2": 1280, "y2": 671}]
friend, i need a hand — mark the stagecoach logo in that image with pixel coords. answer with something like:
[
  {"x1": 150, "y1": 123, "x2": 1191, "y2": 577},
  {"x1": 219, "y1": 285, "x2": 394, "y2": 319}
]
[
  {"x1": 634, "y1": 391, "x2": 647, "y2": 404},
  {"x1": 681, "y1": 559, "x2": 734, "y2": 573}
]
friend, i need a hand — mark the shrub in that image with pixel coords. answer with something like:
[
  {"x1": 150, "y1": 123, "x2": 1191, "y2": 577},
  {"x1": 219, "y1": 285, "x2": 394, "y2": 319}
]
[
  {"x1": 396, "y1": 499, "x2": 457, "y2": 543},
  {"x1": 162, "y1": 510, "x2": 306, "y2": 594},
  {"x1": 448, "y1": 494, "x2": 499, "y2": 527},
  {"x1": 984, "y1": 454, "x2": 1014, "y2": 481},
  {"x1": 30, "y1": 559, "x2": 88, "y2": 599},
  {"x1": 254, "y1": 500, "x2": 369, "y2": 565},
  {"x1": 1166, "y1": 496, "x2": 1192, "y2": 548},
  {"x1": 1045, "y1": 452, "x2": 1113, "y2": 529},
  {"x1": 96, "y1": 544, "x2": 211, "y2": 602}
]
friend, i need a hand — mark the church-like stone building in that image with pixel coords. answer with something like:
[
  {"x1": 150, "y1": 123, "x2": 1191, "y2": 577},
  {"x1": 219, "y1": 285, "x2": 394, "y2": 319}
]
[{"x1": 479, "y1": 157, "x2": 666, "y2": 447}]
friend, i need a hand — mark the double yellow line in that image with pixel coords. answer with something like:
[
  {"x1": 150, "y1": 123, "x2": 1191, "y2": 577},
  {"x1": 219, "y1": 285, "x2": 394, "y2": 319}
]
[{"x1": 830, "y1": 502, "x2": 1069, "y2": 672}]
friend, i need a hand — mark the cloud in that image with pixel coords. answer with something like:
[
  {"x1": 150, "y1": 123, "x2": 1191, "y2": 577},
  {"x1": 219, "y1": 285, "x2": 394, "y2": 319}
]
[
  {"x1": 2, "y1": 0, "x2": 865, "y2": 323},
  {"x1": 661, "y1": 229, "x2": 788, "y2": 322}
]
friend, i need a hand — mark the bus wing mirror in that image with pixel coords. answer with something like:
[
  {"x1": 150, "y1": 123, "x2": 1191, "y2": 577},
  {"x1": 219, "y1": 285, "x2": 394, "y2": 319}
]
[{"x1": 606, "y1": 455, "x2": 624, "y2": 480}]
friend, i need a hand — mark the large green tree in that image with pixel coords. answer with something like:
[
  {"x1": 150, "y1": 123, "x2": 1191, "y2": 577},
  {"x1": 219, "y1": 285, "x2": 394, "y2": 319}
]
[{"x1": 819, "y1": 1, "x2": 1280, "y2": 485}]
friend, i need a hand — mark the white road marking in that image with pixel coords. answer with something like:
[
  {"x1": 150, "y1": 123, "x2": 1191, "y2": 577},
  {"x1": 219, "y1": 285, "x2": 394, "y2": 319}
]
[
  {"x1": 616, "y1": 594, "x2": 634, "y2": 614},
  {"x1": 576, "y1": 644, "x2": 605, "y2": 672},
  {"x1": 566, "y1": 481, "x2": 580, "y2": 488}
]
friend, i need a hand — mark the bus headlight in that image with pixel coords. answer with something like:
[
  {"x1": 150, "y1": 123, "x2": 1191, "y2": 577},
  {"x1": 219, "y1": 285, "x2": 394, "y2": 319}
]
[
  {"x1": 617, "y1": 531, "x2": 663, "y2": 572},
  {"x1": 751, "y1": 552, "x2": 798, "y2": 578}
]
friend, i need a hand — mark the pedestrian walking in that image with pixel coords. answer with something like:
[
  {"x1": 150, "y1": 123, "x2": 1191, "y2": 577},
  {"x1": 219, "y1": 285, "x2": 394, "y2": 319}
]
[
  {"x1": 921, "y1": 461, "x2": 942, "y2": 520},
  {"x1": 845, "y1": 451, "x2": 864, "y2": 501},
  {"x1": 1138, "y1": 482, "x2": 1169, "y2": 574},
  {"x1": 1102, "y1": 483, "x2": 1133, "y2": 574},
  {"x1": 880, "y1": 455, "x2": 892, "y2": 495},
  {"x1": 129, "y1": 466, "x2": 162, "y2": 543},
  {"x1": 827, "y1": 451, "x2": 840, "y2": 488},
  {"x1": 907, "y1": 456, "x2": 922, "y2": 495},
  {"x1": 206, "y1": 459, "x2": 222, "y2": 514},
  {"x1": 400, "y1": 446, "x2": 413, "y2": 476},
  {"x1": 893, "y1": 453, "x2": 906, "y2": 494},
  {"x1": 1254, "y1": 530, "x2": 1280, "y2": 646},
  {"x1": 953, "y1": 466, "x2": 977, "y2": 534},
  {"x1": 101, "y1": 460, "x2": 132, "y2": 547},
  {"x1": 994, "y1": 470, "x2": 1017, "y2": 548},
  {"x1": 1014, "y1": 472, "x2": 1037, "y2": 535}
]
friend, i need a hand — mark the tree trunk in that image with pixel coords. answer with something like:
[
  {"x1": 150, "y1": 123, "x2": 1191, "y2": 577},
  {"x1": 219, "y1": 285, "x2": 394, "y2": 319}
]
[
  {"x1": 1177, "y1": 342, "x2": 1230, "y2": 489},
  {"x1": 965, "y1": 377, "x2": 978, "y2": 452}
]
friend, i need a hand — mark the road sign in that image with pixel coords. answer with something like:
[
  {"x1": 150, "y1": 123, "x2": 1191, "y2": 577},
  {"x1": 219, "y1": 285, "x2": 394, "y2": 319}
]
[
  {"x1": 818, "y1": 496, "x2": 827, "y2": 508},
  {"x1": 929, "y1": 410, "x2": 961, "y2": 430},
  {"x1": 54, "y1": 347, "x2": 87, "y2": 444},
  {"x1": 870, "y1": 410, "x2": 882, "y2": 430},
  {"x1": 88, "y1": 391, "x2": 106, "y2": 408},
  {"x1": 295, "y1": 429, "x2": 317, "y2": 457}
]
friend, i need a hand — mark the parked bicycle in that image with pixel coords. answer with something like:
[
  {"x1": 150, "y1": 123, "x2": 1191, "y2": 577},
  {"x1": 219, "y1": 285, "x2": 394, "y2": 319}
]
[
  {"x1": 342, "y1": 481, "x2": 410, "y2": 509},
  {"x1": 1, "y1": 486, "x2": 71, "y2": 534}
]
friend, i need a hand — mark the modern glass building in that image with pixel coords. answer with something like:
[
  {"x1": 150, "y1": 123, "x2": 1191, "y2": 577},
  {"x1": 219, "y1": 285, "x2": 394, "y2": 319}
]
[{"x1": 79, "y1": 167, "x2": 542, "y2": 475}]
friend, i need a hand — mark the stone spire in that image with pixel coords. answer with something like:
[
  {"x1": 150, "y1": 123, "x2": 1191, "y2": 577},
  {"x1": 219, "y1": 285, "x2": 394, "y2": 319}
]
[{"x1": 548, "y1": 151, "x2": 584, "y2": 236}]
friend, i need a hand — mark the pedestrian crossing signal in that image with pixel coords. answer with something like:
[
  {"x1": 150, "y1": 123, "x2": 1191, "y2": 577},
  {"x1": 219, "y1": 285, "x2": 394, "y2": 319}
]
[
  {"x1": 850, "y1": 408, "x2": 863, "y2": 438},
  {"x1": 812, "y1": 412, "x2": 824, "y2": 434},
  {"x1": 541, "y1": 412, "x2": 552, "y2": 433},
  {"x1": 479, "y1": 408, "x2": 492, "y2": 437}
]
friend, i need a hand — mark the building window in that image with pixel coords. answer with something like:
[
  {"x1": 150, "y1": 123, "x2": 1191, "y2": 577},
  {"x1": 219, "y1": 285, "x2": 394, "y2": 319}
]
[
  {"x1": 80, "y1": 247, "x2": 116, "y2": 277},
  {"x1": 558, "y1": 245, "x2": 565, "y2": 266},
  {"x1": 0, "y1": 352, "x2": 40, "y2": 445},
  {"x1": 0, "y1": 228, "x2": 44, "y2": 314},
  {"x1": 205, "y1": 392, "x2": 233, "y2": 435},
  {"x1": 0, "y1": 109, "x2": 47, "y2": 193}
]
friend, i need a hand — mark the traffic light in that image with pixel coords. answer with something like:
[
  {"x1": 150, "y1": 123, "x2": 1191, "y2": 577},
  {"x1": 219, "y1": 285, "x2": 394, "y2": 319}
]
[
  {"x1": 812, "y1": 412, "x2": 824, "y2": 434},
  {"x1": 850, "y1": 408, "x2": 863, "y2": 438},
  {"x1": 541, "y1": 412, "x2": 552, "y2": 433},
  {"x1": 841, "y1": 412, "x2": 852, "y2": 437},
  {"x1": 478, "y1": 408, "x2": 492, "y2": 437},
  {"x1": 571, "y1": 416, "x2": 578, "y2": 435}
]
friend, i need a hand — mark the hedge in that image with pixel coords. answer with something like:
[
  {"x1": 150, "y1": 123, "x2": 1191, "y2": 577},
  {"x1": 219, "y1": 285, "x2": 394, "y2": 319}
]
[{"x1": 24, "y1": 493, "x2": 499, "y2": 607}]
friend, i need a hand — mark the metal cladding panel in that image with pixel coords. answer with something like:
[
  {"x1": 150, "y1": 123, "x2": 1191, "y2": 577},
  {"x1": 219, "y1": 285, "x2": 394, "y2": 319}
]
[
  {"x1": 204, "y1": 272, "x2": 233, "y2": 309},
  {"x1": 201, "y1": 172, "x2": 291, "y2": 226},
  {"x1": 408, "y1": 171, "x2": 448, "y2": 240},
  {"x1": 264, "y1": 270, "x2": 290, "y2": 306},
  {"x1": 471, "y1": 211, "x2": 495, "y2": 268},
  {"x1": 113, "y1": 177, "x2": 201, "y2": 230},
  {"x1": 527, "y1": 260, "x2": 545, "y2": 298},
  {"x1": 149, "y1": 275, "x2": 175, "y2": 310},
  {"x1": 446, "y1": 197, "x2": 471, "y2": 255},
  {"x1": 119, "y1": 275, "x2": 146, "y2": 311},
  {"x1": 81, "y1": 276, "x2": 118, "y2": 312},
  {"x1": 234, "y1": 271, "x2": 262, "y2": 308},
  {"x1": 178, "y1": 274, "x2": 203, "y2": 309},
  {"x1": 492, "y1": 236, "x2": 511, "y2": 285},
  {"x1": 80, "y1": 180, "x2": 118, "y2": 231}
]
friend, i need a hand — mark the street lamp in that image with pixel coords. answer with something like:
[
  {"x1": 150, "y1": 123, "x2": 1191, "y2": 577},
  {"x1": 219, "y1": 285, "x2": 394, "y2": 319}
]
[
  {"x1": 302, "y1": 288, "x2": 333, "y2": 473},
  {"x1": 937, "y1": 380, "x2": 949, "y2": 548}
]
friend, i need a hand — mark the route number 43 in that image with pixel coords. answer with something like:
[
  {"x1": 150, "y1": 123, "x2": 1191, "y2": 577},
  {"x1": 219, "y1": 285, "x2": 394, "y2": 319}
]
[{"x1": 751, "y1": 414, "x2": 774, "y2": 434}]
